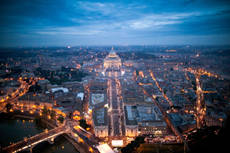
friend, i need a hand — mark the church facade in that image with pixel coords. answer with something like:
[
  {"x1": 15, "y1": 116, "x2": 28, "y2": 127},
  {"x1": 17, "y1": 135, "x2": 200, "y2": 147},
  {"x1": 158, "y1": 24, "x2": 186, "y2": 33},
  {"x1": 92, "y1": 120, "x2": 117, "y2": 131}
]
[{"x1": 103, "y1": 48, "x2": 122, "y2": 70}]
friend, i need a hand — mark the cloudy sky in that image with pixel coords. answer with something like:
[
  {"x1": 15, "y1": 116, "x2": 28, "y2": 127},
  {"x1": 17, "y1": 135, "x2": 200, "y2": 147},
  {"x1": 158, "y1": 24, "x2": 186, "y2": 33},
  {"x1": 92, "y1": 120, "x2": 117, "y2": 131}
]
[{"x1": 0, "y1": 0, "x2": 230, "y2": 47}]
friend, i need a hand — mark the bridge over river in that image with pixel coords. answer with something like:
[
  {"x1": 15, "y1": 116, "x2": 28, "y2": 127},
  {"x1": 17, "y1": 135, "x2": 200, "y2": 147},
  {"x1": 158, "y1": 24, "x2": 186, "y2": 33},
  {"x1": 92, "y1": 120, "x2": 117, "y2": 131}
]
[{"x1": 2, "y1": 125, "x2": 69, "y2": 153}]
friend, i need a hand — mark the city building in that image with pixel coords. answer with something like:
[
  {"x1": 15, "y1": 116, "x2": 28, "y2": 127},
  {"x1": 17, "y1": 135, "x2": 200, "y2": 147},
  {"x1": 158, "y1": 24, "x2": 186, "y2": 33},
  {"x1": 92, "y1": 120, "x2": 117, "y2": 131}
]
[
  {"x1": 124, "y1": 105, "x2": 167, "y2": 137},
  {"x1": 103, "y1": 48, "x2": 122, "y2": 70},
  {"x1": 93, "y1": 107, "x2": 109, "y2": 137}
]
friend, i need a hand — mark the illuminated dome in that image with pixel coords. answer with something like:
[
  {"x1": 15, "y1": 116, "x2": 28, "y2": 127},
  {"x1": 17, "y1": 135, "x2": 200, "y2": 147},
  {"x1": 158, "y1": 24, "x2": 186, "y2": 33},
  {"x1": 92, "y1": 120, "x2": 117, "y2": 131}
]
[
  {"x1": 104, "y1": 47, "x2": 121, "y2": 69},
  {"x1": 108, "y1": 51, "x2": 116, "y2": 57}
]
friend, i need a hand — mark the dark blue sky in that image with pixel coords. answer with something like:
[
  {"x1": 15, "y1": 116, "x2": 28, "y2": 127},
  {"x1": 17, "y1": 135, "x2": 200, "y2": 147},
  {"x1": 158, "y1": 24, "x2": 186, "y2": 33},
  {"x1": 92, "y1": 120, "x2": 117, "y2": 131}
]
[{"x1": 0, "y1": 0, "x2": 230, "y2": 47}]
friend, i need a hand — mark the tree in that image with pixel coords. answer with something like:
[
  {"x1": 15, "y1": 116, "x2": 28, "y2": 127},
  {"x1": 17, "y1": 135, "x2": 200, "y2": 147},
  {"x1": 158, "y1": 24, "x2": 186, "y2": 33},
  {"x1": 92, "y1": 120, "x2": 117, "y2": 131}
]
[
  {"x1": 28, "y1": 83, "x2": 42, "y2": 93},
  {"x1": 5, "y1": 103, "x2": 13, "y2": 112},
  {"x1": 50, "y1": 110, "x2": 56, "y2": 120},
  {"x1": 193, "y1": 86, "x2": 197, "y2": 91},
  {"x1": 136, "y1": 70, "x2": 139, "y2": 76},
  {"x1": 163, "y1": 89, "x2": 167, "y2": 94},
  {"x1": 57, "y1": 115, "x2": 64, "y2": 123},
  {"x1": 156, "y1": 97, "x2": 159, "y2": 102},
  {"x1": 79, "y1": 119, "x2": 90, "y2": 129},
  {"x1": 121, "y1": 136, "x2": 145, "y2": 153},
  {"x1": 42, "y1": 106, "x2": 48, "y2": 116}
]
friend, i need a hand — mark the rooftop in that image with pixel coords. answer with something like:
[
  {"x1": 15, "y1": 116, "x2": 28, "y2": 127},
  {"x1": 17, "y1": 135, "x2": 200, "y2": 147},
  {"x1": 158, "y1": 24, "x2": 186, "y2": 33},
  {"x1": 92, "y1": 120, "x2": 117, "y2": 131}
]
[
  {"x1": 125, "y1": 105, "x2": 164, "y2": 126},
  {"x1": 93, "y1": 107, "x2": 108, "y2": 126},
  {"x1": 124, "y1": 105, "x2": 138, "y2": 126},
  {"x1": 51, "y1": 87, "x2": 69, "y2": 93},
  {"x1": 77, "y1": 92, "x2": 84, "y2": 101},
  {"x1": 91, "y1": 93, "x2": 105, "y2": 105}
]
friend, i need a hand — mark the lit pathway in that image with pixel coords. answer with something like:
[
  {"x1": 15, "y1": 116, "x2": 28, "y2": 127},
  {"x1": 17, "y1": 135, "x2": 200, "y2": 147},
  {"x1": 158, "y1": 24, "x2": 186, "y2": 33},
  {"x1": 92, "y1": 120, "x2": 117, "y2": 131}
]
[
  {"x1": 3, "y1": 125, "x2": 68, "y2": 153},
  {"x1": 108, "y1": 71, "x2": 124, "y2": 137},
  {"x1": 133, "y1": 71, "x2": 189, "y2": 150}
]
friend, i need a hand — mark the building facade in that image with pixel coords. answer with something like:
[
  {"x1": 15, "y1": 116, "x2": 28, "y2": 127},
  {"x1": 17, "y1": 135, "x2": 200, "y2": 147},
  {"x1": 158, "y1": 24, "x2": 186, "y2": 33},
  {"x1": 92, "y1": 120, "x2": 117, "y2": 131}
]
[{"x1": 103, "y1": 49, "x2": 122, "y2": 70}]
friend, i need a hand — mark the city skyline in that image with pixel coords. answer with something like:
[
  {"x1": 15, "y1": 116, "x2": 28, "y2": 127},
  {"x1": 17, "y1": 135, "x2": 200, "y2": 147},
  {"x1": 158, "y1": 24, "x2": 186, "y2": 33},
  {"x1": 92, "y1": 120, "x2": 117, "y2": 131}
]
[
  {"x1": 1, "y1": 0, "x2": 230, "y2": 47},
  {"x1": 1, "y1": 44, "x2": 230, "y2": 153},
  {"x1": 1, "y1": 1, "x2": 230, "y2": 153}
]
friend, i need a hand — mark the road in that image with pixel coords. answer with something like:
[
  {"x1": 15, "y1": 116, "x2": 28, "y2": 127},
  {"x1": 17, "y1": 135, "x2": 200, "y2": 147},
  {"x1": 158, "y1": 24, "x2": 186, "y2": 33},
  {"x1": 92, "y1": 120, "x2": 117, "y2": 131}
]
[
  {"x1": 3, "y1": 118, "x2": 99, "y2": 153},
  {"x1": 107, "y1": 70, "x2": 124, "y2": 137},
  {"x1": 1, "y1": 77, "x2": 43, "y2": 103},
  {"x1": 3, "y1": 126, "x2": 68, "y2": 153},
  {"x1": 134, "y1": 71, "x2": 190, "y2": 150}
]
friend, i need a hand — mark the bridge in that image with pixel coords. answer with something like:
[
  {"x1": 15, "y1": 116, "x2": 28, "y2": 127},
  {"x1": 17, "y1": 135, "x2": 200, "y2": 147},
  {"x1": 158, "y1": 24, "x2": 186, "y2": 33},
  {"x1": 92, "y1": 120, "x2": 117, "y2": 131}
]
[
  {"x1": 2, "y1": 125, "x2": 69, "y2": 153},
  {"x1": 2, "y1": 119, "x2": 101, "y2": 153}
]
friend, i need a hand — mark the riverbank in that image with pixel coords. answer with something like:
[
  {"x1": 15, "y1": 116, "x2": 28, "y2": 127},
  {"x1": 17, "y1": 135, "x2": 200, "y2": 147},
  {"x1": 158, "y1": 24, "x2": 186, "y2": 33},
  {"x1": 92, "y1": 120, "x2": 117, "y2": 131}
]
[{"x1": 0, "y1": 112, "x2": 81, "y2": 153}]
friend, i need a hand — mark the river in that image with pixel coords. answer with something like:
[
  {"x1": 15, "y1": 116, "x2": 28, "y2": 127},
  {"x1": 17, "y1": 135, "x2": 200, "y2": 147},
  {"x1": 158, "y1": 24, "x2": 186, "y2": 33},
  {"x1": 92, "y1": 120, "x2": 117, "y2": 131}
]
[{"x1": 0, "y1": 117, "x2": 79, "y2": 153}]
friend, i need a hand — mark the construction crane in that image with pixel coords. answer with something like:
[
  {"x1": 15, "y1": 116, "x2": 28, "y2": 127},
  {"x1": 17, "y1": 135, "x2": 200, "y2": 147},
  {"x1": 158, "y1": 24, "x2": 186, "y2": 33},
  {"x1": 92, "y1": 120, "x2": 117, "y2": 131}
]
[{"x1": 184, "y1": 67, "x2": 219, "y2": 129}]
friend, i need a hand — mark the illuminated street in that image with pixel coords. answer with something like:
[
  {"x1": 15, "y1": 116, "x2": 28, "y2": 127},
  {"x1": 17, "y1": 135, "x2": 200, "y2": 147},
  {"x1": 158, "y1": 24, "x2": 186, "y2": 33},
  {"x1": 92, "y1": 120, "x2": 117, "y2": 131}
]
[{"x1": 1, "y1": 1, "x2": 230, "y2": 152}]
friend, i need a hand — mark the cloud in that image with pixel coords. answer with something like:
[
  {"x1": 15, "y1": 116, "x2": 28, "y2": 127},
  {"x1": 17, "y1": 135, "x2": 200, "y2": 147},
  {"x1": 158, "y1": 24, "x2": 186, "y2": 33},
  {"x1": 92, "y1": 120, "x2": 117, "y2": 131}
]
[
  {"x1": 36, "y1": 27, "x2": 103, "y2": 36},
  {"x1": 0, "y1": 0, "x2": 230, "y2": 46},
  {"x1": 77, "y1": 1, "x2": 116, "y2": 16},
  {"x1": 128, "y1": 12, "x2": 200, "y2": 29}
]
